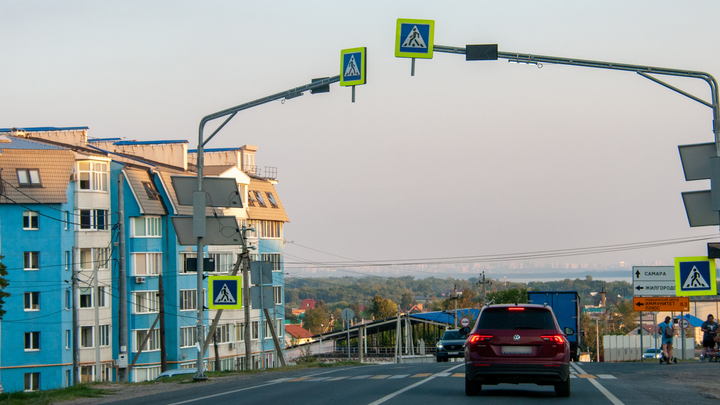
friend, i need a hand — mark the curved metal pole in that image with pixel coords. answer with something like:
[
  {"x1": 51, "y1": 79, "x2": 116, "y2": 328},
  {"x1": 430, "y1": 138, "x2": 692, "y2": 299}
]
[
  {"x1": 192, "y1": 75, "x2": 340, "y2": 380},
  {"x1": 435, "y1": 45, "x2": 720, "y2": 156}
]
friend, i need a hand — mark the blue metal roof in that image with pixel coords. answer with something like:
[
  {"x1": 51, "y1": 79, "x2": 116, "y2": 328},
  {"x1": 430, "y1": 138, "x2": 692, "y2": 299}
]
[
  {"x1": 187, "y1": 147, "x2": 242, "y2": 153},
  {"x1": 114, "y1": 140, "x2": 188, "y2": 146},
  {"x1": 0, "y1": 126, "x2": 88, "y2": 132},
  {"x1": 88, "y1": 138, "x2": 121, "y2": 142},
  {"x1": 410, "y1": 308, "x2": 481, "y2": 325},
  {"x1": 0, "y1": 136, "x2": 67, "y2": 150},
  {"x1": 676, "y1": 314, "x2": 704, "y2": 328}
]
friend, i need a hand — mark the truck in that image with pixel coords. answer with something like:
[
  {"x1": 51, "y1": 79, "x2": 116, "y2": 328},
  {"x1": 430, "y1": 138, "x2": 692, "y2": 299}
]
[{"x1": 527, "y1": 291, "x2": 582, "y2": 361}]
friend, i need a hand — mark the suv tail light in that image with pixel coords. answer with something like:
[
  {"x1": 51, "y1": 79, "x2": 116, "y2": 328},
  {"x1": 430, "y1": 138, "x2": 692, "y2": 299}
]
[
  {"x1": 541, "y1": 335, "x2": 566, "y2": 344},
  {"x1": 469, "y1": 334, "x2": 493, "y2": 344}
]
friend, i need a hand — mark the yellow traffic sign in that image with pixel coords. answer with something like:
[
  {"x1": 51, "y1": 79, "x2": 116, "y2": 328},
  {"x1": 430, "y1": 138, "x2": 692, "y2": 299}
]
[
  {"x1": 674, "y1": 256, "x2": 716, "y2": 296},
  {"x1": 633, "y1": 296, "x2": 689, "y2": 312},
  {"x1": 395, "y1": 19, "x2": 434, "y2": 59}
]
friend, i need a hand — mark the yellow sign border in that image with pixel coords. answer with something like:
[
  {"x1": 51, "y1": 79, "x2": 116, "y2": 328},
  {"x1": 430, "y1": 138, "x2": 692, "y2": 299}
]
[
  {"x1": 208, "y1": 275, "x2": 242, "y2": 309},
  {"x1": 340, "y1": 47, "x2": 366, "y2": 87},
  {"x1": 395, "y1": 18, "x2": 435, "y2": 59},
  {"x1": 674, "y1": 256, "x2": 717, "y2": 297}
]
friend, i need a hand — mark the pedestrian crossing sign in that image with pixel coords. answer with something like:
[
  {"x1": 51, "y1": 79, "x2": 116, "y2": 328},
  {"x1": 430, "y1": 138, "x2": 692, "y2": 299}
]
[
  {"x1": 340, "y1": 47, "x2": 366, "y2": 87},
  {"x1": 395, "y1": 19, "x2": 434, "y2": 59},
  {"x1": 674, "y1": 257, "x2": 716, "y2": 296},
  {"x1": 209, "y1": 276, "x2": 242, "y2": 309}
]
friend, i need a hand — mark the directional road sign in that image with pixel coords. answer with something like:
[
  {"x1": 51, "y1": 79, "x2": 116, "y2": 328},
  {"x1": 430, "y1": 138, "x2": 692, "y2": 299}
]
[
  {"x1": 675, "y1": 256, "x2": 717, "y2": 296},
  {"x1": 395, "y1": 19, "x2": 434, "y2": 59},
  {"x1": 633, "y1": 297, "x2": 689, "y2": 312},
  {"x1": 340, "y1": 47, "x2": 366, "y2": 87},
  {"x1": 632, "y1": 266, "x2": 676, "y2": 296},
  {"x1": 341, "y1": 308, "x2": 354, "y2": 322},
  {"x1": 208, "y1": 276, "x2": 242, "y2": 309}
]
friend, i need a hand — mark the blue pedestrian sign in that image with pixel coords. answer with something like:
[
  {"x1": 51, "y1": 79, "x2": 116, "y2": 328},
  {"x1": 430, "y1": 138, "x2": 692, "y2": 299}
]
[
  {"x1": 340, "y1": 47, "x2": 366, "y2": 87},
  {"x1": 209, "y1": 276, "x2": 242, "y2": 309},
  {"x1": 395, "y1": 19, "x2": 434, "y2": 59},
  {"x1": 674, "y1": 257, "x2": 716, "y2": 296}
]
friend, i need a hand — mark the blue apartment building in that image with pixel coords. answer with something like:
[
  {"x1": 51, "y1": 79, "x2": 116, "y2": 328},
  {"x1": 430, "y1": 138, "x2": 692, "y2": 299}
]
[{"x1": 0, "y1": 128, "x2": 288, "y2": 391}]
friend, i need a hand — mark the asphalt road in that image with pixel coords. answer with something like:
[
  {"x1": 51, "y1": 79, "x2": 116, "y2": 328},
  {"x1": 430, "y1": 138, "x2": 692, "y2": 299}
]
[{"x1": 104, "y1": 360, "x2": 718, "y2": 405}]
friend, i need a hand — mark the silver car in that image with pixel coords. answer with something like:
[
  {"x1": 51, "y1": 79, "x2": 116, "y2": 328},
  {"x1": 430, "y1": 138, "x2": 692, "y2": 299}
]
[{"x1": 642, "y1": 348, "x2": 663, "y2": 359}]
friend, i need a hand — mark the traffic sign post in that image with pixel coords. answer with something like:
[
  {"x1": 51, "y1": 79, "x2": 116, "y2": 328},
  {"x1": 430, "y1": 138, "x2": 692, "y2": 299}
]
[
  {"x1": 395, "y1": 18, "x2": 435, "y2": 76},
  {"x1": 633, "y1": 296, "x2": 689, "y2": 312},
  {"x1": 342, "y1": 308, "x2": 354, "y2": 360},
  {"x1": 340, "y1": 47, "x2": 367, "y2": 103},
  {"x1": 460, "y1": 317, "x2": 470, "y2": 328},
  {"x1": 674, "y1": 256, "x2": 717, "y2": 296}
]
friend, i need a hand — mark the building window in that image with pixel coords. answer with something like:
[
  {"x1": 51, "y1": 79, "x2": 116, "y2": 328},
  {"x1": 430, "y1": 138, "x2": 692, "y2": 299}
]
[
  {"x1": 236, "y1": 322, "x2": 245, "y2": 341},
  {"x1": 25, "y1": 332, "x2": 40, "y2": 351},
  {"x1": 24, "y1": 372, "x2": 40, "y2": 392},
  {"x1": 253, "y1": 191, "x2": 267, "y2": 207},
  {"x1": 98, "y1": 287, "x2": 107, "y2": 307},
  {"x1": 240, "y1": 220, "x2": 257, "y2": 238},
  {"x1": 65, "y1": 290, "x2": 71, "y2": 310},
  {"x1": 24, "y1": 251, "x2": 39, "y2": 270},
  {"x1": 24, "y1": 292, "x2": 40, "y2": 311},
  {"x1": 208, "y1": 252, "x2": 234, "y2": 273},
  {"x1": 216, "y1": 324, "x2": 232, "y2": 344},
  {"x1": 273, "y1": 286, "x2": 282, "y2": 306},
  {"x1": 258, "y1": 220, "x2": 281, "y2": 239},
  {"x1": 79, "y1": 209, "x2": 108, "y2": 230},
  {"x1": 142, "y1": 182, "x2": 160, "y2": 200},
  {"x1": 78, "y1": 161, "x2": 108, "y2": 191},
  {"x1": 66, "y1": 330, "x2": 71, "y2": 349},
  {"x1": 133, "y1": 253, "x2": 162, "y2": 276},
  {"x1": 247, "y1": 192, "x2": 257, "y2": 207},
  {"x1": 251, "y1": 321, "x2": 259, "y2": 340},
  {"x1": 265, "y1": 192, "x2": 279, "y2": 208},
  {"x1": 99, "y1": 325, "x2": 110, "y2": 346},
  {"x1": 17, "y1": 169, "x2": 41, "y2": 187},
  {"x1": 261, "y1": 253, "x2": 282, "y2": 271},
  {"x1": 180, "y1": 327, "x2": 195, "y2": 348},
  {"x1": 65, "y1": 251, "x2": 70, "y2": 271},
  {"x1": 133, "y1": 291, "x2": 159, "y2": 314},
  {"x1": 64, "y1": 211, "x2": 69, "y2": 230},
  {"x1": 80, "y1": 248, "x2": 110, "y2": 270},
  {"x1": 180, "y1": 290, "x2": 197, "y2": 311},
  {"x1": 79, "y1": 288, "x2": 93, "y2": 308},
  {"x1": 179, "y1": 252, "x2": 196, "y2": 273},
  {"x1": 23, "y1": 211, "x2": 39, "y2": 230},
  {"x1": 81, "y1": 326, "x2": 93, "y2": 348},
  {"x1": 132, "y1": 216, "x2": 162, "y2": 237},
  {"x1": 133, "y1": 366, "x2": 161, "y2": 383},
  {"x1": 134, "y1": 329, "x2": 160, "y2": 352}
]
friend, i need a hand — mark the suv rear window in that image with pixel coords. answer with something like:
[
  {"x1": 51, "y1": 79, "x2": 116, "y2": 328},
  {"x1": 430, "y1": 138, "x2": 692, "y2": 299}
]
[
  {"x1": 442, "y1": 330, "x2": 464, "y2": 340},
  {"x1": 477, "y1": 308, "x2": 557, "y2": 330}
]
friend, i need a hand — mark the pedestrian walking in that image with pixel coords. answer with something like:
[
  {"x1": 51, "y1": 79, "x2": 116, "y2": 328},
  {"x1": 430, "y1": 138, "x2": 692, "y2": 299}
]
[
  {"x1": 700, "y1": 314, "x2": 718, "y2": 362},
  {"x1": 658, "y1": 316, "x2": 676, "y2": 364}
]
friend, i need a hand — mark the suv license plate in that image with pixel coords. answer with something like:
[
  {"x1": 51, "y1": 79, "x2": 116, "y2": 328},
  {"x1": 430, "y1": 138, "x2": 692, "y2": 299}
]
[
  {"x1": 502, "y1": 346, "x2": 532, "y2": 354},
  {"x1": 449, "y1": 352, "x2": 460, "y2": 355}
]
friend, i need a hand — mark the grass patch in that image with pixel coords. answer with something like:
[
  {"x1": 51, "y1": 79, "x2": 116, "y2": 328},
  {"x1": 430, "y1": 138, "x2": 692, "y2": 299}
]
[{"x1": 0, "y1": 383, "x2": 115, "y2": 405}]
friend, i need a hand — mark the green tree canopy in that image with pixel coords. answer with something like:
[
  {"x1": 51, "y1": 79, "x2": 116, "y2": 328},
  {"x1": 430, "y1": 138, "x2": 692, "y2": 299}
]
[
  {"x1": 302, "y1": 306, "x2": 328, "y2": 334},
  {"x1": 369, "y1": 295, "x2": 398, "y2": 320},
  {"x1": 488, "y1": 288, "x2": 528, "y2": 305}
]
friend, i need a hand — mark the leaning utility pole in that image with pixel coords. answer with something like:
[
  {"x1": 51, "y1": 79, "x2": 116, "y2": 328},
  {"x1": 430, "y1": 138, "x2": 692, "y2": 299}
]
[{"x1": 477, "y1": 272, "x2": 492, "y2": 306}]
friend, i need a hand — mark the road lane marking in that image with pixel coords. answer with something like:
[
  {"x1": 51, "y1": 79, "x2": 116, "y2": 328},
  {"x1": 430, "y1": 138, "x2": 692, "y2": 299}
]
[
  {"x1": 570, "y1": 362, "x2": 624, "y2": 405},
  {"x1": 389, "y1": 374, "x2": 409, "y2": 379},
  {"x1": 451, "y1": 373, "x2": 464, "y2": 377},
  {"x1": 327, "y1": 376, "x2": 349, "y2": 381},
  {"x1": 597, "y1": 374, "x2": 617, "y2": 379},
  {"x1": 411, "y1": 373, "x2": 431, "y2": 378},
  {"x1": 287, "y1": 377, "x2": 311, "y2": 382},
  {"x1": 365, "y1": 364, "x2": 464, "y2": 405},
  {"x1": 434, "y1": 373, "x2": 451, "y2": 377},
  {"x1": 166, "y1": 379, "x2": 285, "y2": 405},
  {"x1": 308, "y1": 377, "x2": 331, "y2": 381},
  {"x1": 351, "y1": 375, "x2": 372, "y2": 379},
  {"x1": 576, "y1": 374, "x2": 596, "y2": 379},
  {"x1": 369, "y1": 375, "x2": 390, "y2": 379}
]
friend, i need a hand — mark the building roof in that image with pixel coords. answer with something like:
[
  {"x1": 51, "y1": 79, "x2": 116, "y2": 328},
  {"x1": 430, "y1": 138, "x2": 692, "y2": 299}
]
[
  {"x1": 285, "y1": 324, "x2": 314, "y2": 339},
  {"x1": 123, "y1": 167, "x2": 167, "y2": 216},
  {"x1": 203, "y1": 165, "x2": 236, "y2": 176},
  {"x1": 0, "y1": 126, "x2": 88, "y2": 132},
  {"x1": 247, "y1": 178, "x2": 289, "y2": 222},
  {"x1": 0, "y1": 137, "x2": 75, "y2": 204},
  {"x1": 114, "y1": 140, "x2": 188, "y2": 146}
]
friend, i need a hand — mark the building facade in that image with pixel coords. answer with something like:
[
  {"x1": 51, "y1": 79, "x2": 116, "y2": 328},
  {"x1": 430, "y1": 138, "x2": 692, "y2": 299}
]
[{"x1": 0, "y1": 127, "x2": 289, "y2": 391}]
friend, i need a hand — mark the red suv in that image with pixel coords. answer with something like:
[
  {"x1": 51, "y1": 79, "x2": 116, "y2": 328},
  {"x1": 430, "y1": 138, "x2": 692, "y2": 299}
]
[{"x1": 464, "y1": 303, "x2": 572, "y2": 397}]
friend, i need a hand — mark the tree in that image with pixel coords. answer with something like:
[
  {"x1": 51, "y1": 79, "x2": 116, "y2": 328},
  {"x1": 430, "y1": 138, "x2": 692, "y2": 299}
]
[
  {"x1": 369, "y1": 295, "x2": 398, "y2": 320},
  {"x1": 401, "y1": 290, "x2": 415, "y2": 310},
  {"x1": 302, "y1": 306, "x2": 328, "y2": 334},
  {"x1": 0, "y1": 256, "x2": 8, "y2": 319},
  {"x1": 458, "y1": 289, "x2": 477, "y2": 309},
  {"x1": 487, "y1": 288, "x2": 528, "y2": 305}
]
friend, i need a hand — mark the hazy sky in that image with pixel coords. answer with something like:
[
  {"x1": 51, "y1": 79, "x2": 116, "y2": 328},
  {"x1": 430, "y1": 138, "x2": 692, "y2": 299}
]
[{"x1": 3, "y1": 1, "x2": 720, "y2": 277}]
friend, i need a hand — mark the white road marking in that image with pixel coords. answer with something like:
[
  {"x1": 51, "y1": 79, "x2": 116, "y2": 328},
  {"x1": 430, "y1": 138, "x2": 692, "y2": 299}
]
[
  {"x1": 366, "y1": 364, "x2": 464, "y2": 405},
  {"x1": 597, "y1": 374, "x2": 617, "y2": 379},
  {"x1": 570, "y1": 363, "x2": 624, "y2": 405}
]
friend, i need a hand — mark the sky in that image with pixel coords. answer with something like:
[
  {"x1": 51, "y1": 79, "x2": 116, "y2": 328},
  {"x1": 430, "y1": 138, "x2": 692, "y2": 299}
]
[{"x1": 3, "y1": 1, "x2": 720, "y2": 280}]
